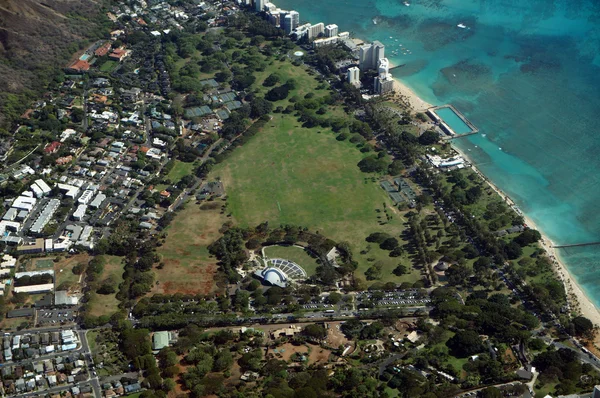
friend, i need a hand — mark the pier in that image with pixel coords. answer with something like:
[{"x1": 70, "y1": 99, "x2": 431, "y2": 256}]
[
  {"x1": 427, "y1": 105, "x2": 479, "y2": 139},
  {"x1": 389, "y1": 64, "x2": 406, "y2": 72},
  {"x1": 553, "y1": 242, "x2": 600, "y2": 249}
]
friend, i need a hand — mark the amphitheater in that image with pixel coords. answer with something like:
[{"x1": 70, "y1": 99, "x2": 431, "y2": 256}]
[{"x1": 253, "y1": 257, "x2": 308, "y2": 288}]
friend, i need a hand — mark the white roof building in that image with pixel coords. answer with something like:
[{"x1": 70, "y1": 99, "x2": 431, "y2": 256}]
[
  {"x1": 34, "y1": 179, "x2": 52, "y2": 195},
  {"x1": 57, "y1": 183, "x2": 80, "y2": 199},
  {"x1": 11, "y1": 196, "x2": 37, "y2": 212},
  {"x1": 77, "y1": 190, "x2": 94, "y2": 205},
  {"x1": 89, "y1": 192, "x2": 106, "y2": 209},
  {"x1": 72, "y1": 205, "x2": 87, "y2": 221}
]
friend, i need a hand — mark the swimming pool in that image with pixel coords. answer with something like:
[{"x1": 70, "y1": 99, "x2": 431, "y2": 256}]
[
  {"x1": 80, "y1": 54, "x2": 91, "y2": 61},
  {"x1": 434, "y1": 107, "x2": 473, "y2": 135}
]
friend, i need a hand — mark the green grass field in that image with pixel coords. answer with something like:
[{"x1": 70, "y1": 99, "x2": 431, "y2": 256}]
[
  {"x1": 212, "y1": 112, "x2": 420, "y2": 285},
  {"x1": 99, "y1": 60, "x2": 118, "y2": 72},
  {"x1": 87, "y1": 255, "x2": 124, "y2": 318},
  {"x1": 263, "y1": 245, "x2": 319, "y2": 277},
  {"x1": 166, "y1": 160, "x2": 195, "y2": 184}
]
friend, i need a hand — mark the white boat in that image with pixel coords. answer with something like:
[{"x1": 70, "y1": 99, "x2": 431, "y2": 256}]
[
  {"x1": 457, "y1": 23, "x2": 467, "y2": 29},
  {"x1": 404, "y1": 1, "x2": 410, "y2": 6},
  {"x1": 373, "y1": 18, "x2": 377, "y2": 25}
]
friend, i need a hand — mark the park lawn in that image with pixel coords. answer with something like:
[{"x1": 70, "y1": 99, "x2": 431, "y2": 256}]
[
  {"x1": 87, "y1": 255, "x2": 124, "y2": 318},
  {"x1": 166, "y1": 160, "x2": 196, "y2": 184},
  {"x1": 99, "y1": 60, "x2": 118, "y2": 72},
  {"x1": 252, "y1": 60, "x2": 326, "y2": 105},
  {"x1": 263, "y1": 245, "x2": 320, "y2": 277},
  {"x1": 54, "y1": 253, "x2": 91, "y2": 292},
  {"x1": 154, "y1": 201, "x2": 229, "y2": 296},
  {"x1": 212, "y1": 112, "x2": 416, "y2": 286}
]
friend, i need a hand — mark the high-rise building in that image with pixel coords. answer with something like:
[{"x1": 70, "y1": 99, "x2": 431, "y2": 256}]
[
  {"x1": 308, "y1": 23, "x2": 324, "y2": 40},
  {"x1": 325, "y1": 24, "x2": 338, "y2": 38},
  {"x1": 593, "y1": 385, "x2": 600, "y2": 398},
  {"x1": 378, "y1": 57, "x2": 390, "y2": 77},
  {"x1": 359, "y1": 40, "x2": 385, "y2": 70},
  {"x1": 374, "y1": 57, "x2": 394, "y2": 95},
  {"x1": 281, "y1": 10, "x2": 299, "y2": 34},
  {"x1": 255, "y1": 0, "x2": 265, "y2": 12},
  {"x1": 347, "y1": 66, "x2": 360, "y2": 87}
]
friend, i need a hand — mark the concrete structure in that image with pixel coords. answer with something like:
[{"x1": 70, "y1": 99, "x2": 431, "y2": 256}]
[
  {"x1": 3, "y1": 208, "x2": 17, "y2": 221},
  {"x1": 55, "y1": 291, "x2": 79, "y2": 306},
  {"x1": 89, "y1": 192, "x2": 106, "y2": 209},
  {"x1": 11, "y1": 196, "x2": 37, "y2": 212},
  {"x1": 29, "y1": 199, "x2": 60, "y2": 235},
  {"x1": 359, "y1": 40, "x2": 385, "y2": 70},
  {"x1": 253, "y1": 267, "x2": 288, "y2": 288},
  {"x1": 313, "y1": 36, "x2": 340, "y2": 48},
  {"x1": 72, "y1": 204, "x2": 87, "y2": 221},
  {"x1": 77, "y1": 189, "x2": 94, "y2": 205},
  {"x1": 325, "y1": 24, "x2": 338, "y2": 37},
  {"x1": 152, "y1": 331, "x2": 174, "y2": 351},
  {"x1": 374, "y1": 58, "x2": 394, "y2": 95},
  {"x1": 282, "y1": 10, "x2": 299, "y2": 34},
  {"x1": 57, "y1": 183, "x2": 80, "y2": 199},
  {"x1": 13, "y1": 284, "x2": 54, "y2": 294},
  {"x1": 308, "y1": 22, "x2": 324, "y2": 40},
  {"x1": 31, "y1": 179, "x2": 51, "y2": 198},
  {"x1": 347, "y1": 66, "x2": 360, "y2": 87}
]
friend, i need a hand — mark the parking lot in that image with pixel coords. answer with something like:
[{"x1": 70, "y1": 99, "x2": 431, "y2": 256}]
[{"x1": 36, "y1": 309, "x2": 77, "y2": 326}]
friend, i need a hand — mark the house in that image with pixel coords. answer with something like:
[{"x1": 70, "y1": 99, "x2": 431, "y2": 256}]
[
  {"x1": 44, "y1": 141, "x2": 62, "y2": 154},
  {"x1": 66, "y1": 60, "x2": 91, "y2": 73},
  {"x1": 109, "y1": 48, "x2": 128, "y2": 62},
  {"x1": 124, "y1": 383, "x2": 141, "y2": 394},
  {"x1": 152, "y1": 331, "x2": 175, "y2": 352},
  {"x1": 94, "y1": 42, "x2": 112, "y2": 57}
]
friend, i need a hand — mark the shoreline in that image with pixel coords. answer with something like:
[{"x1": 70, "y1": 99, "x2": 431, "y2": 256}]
[
  {"x1": 451, "y1": 144, "x2": 600, "y2": 327},
  {"x1": 391, "y1": 79, "x2": 432, "y2": 112}
]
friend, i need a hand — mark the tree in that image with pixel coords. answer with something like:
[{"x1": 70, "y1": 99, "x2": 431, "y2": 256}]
[
  {"x1": 303, "y1": 324, "x2": 327, "y2": 340},
  {"x1": 514, "y1": 229, "x2": 542, "y2": 246},
  {"x1": 357, "y1": 156, "x2": 387, "y2": 173},
  {"x1": 380, "y1": 237, "x2": 399, "y2": 251},
  {"x1": 250, "y1": 97, "x2": 273, "y2": 118},
  {"x1": 263, "y1": 73, "x2": 280, "y2": 87},
  {"x1": 393, "y1": 264, "x2": 408, "y2": 276},
  {"x1": 328, "y1": 292, "x2": 342, "y2": 304},
  {"x1": 366, "y1": 232, "x2": 391, "y2": 244},
  {"x1": 446, "y1": 264, "x2": 470, "y2": 286},
  {"x1": 213, "y1": 349, "x2": 233, "y2": 372},
  {"x1": 446, "y1": 330, "x2": 483, "y2": 357},
  {"x1": 418, "y1": 130, "x2": 440, "y2": 145},
  {"x1": 571, "y1": 316, "x2": 594, "y2": 338}
]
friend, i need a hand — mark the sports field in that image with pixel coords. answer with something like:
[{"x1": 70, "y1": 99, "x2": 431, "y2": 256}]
[
  {"x1": 263, "y1": 245, "x2": 319, "y2": 277},
  {"x1": 155, "y1": 201, "x2": 228, "y2": 296},
  {"x1": 212, "y1": 113, "x2": 420, "y2": 285}
]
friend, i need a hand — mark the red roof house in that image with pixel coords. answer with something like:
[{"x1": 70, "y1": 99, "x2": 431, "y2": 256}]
[
  {"x1": 66, "y1": 60, "x2": 90, "y2": 73},
  {"x1": 94, "y1": 42, "x2": 112, "y2": 57},
  {"x1": 44, "y1": 141, "x2": 62, "y2": 154}
]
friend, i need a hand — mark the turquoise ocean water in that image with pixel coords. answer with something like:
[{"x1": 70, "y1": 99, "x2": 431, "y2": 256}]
[{"x1": 277, "y1": 0, "x2": 600, "y2": 307}]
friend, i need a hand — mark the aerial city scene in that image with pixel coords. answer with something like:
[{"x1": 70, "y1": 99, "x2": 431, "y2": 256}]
[{"x1": 0, "y1": 0, "x2": 599, "y2": 397}]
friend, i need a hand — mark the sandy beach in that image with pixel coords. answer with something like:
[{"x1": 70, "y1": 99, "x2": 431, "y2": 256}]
[
  {"x1": 451, "y1": 145, "x2": 600, "y2": 327},
  {"x1": 392, "y1": 79, "x2": 432, "y2": 112}
]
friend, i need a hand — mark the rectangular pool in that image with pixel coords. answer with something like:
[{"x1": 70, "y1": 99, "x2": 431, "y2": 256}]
[{"x1": 434, "y1": 107, "x2": 473, "y2": 135}]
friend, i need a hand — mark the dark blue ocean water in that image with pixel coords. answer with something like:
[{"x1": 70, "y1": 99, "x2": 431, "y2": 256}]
[{"x1": 277, "y1": 0, "x2": 600, "y2": 307}]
